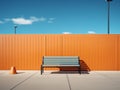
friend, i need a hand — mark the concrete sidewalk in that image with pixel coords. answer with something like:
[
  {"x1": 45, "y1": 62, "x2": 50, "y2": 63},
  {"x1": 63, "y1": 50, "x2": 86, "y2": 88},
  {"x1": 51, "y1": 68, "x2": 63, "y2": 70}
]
[{"x1": 0, "y1": 71, "x2": 120, "y2": 90}]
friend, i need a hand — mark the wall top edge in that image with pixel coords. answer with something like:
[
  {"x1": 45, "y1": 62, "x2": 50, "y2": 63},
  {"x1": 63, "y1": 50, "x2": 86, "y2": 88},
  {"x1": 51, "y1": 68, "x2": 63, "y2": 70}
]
[{"x1": 0, "y1": 34, "x2": 120, "y2": 36}]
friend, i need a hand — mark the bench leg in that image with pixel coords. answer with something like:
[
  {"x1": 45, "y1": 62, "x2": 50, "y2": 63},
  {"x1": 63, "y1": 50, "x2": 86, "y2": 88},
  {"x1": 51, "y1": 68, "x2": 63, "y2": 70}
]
[
  {"x1": 41, "y1": 65, "x2": 43, "y2": 75},
  {"x1": 79, "y1": 66, "x2": 81, "y2": 74},
  {"x1": 40, "y1": 65, "x2": 42, "y2": 75}
]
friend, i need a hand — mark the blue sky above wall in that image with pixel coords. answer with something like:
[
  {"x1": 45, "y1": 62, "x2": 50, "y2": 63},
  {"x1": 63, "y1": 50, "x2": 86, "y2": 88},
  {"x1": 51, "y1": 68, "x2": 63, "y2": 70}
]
[{"x1": 0, "y1": 0, "x2": 120, "y2": 34}]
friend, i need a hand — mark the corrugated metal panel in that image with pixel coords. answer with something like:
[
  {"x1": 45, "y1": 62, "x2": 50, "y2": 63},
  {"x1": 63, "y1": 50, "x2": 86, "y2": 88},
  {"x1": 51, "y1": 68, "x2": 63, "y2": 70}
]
[
  {"x1": 60, "y1": 35, "x2": 81, "y2": 71},
  {"x1": 0, "y1": 35, "x2": 45, "y2": 70},
  {"x1": 44, "y1": 35, "x2": 63, "y2": 70},
  {"x1": 78, "y1": 35, "x2": 100, "y2": 70},
  {"x1": 45, "y1": 35, "x2": 63, "y2": 56},
  {"x1": 0, "y1": 34, "x2": 120, "y2": 70},
  {"x1": 78, "y1": 35, "x2": 118, "y2": 70},
  {"x1": 63, "y1": 35, "x2": 81, "y2": 56},
  {"x1": 62, "y1": 35, "x2": 118, "y2": 70}
]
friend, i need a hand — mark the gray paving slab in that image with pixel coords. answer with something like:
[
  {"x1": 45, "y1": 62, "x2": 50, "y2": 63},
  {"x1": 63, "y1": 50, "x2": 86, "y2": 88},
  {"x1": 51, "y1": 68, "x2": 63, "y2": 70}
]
[
  {"x1": 68, "y1": 71, "x2": 120, "y2": 90},
  {"x1": 0, "y1": 70, "x2": 37, "y2": 90},
  {"x1": 0, "y1": 71, "x2": 120, "y2": 90},
  {"x1": 13, "y1": 72, "x2": 69, "y2": 90}
]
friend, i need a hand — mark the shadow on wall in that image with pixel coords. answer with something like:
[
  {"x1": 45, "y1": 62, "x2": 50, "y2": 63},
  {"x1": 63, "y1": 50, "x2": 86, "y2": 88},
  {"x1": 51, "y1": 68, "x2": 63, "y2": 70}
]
[
  {"x1": 80, "y1": 60, "x2": 91, "y2": 74},
  {"x1": 80, "y1": 60, "x2": 90, "y2": 71}
]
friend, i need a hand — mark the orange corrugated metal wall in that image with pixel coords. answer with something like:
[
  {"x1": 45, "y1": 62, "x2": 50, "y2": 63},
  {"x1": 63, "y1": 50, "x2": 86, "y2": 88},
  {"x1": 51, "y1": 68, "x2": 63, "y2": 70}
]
[
  {"x1": 79, "y1": 35, "x2": 118, "y2": 70},
  {"x1": 0, "y1": 34, "x2": 120, "y2": 70},
  {"x1": 0, "y1": 35, "x2": 45, "y2": 70},
  {"x1": 118, "y1": 35, "x2": 120, "y2": 70}
]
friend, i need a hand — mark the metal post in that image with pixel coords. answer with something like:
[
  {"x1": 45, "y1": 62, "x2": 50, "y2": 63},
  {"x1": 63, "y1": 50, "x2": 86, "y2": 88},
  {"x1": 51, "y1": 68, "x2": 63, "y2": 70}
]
[
  {"x1": 106, "y1": 0, "x2": 112, "y2": 34},
  {"x1": 108, "y1": 1, "x2": 110, "y2": 34},
  {"x1": 14, "y1": 25, "x2": 17, "y2": 34}
]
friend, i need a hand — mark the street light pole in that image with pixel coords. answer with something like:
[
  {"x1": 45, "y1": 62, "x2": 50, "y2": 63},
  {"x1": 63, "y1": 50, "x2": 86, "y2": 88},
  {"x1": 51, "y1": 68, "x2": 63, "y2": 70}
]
[
  {"x1": 14, "y1": 25, "x2": 17, "y2": 34},
  {"x1": 106, "y1": 0, "x2": 112, "y2": 34}
]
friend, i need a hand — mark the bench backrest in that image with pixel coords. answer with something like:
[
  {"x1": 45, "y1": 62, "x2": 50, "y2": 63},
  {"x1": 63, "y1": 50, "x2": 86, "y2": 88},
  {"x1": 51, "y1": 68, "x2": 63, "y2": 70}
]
[{"x1": 43, "y1": 56, "x2": 80, "y2": 65}]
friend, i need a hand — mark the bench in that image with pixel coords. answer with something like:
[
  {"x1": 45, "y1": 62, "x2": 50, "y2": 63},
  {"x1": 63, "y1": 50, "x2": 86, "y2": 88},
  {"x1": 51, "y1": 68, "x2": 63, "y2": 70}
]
[{"x1": 41, "y1": 56, "x2": 80, "y2": 75}]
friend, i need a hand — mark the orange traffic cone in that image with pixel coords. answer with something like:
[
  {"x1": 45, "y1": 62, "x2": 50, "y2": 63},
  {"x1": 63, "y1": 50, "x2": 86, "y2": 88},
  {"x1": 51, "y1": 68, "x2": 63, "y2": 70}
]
[{"x1": 10, "y1": 66, "x2": 17, "y2": 74}]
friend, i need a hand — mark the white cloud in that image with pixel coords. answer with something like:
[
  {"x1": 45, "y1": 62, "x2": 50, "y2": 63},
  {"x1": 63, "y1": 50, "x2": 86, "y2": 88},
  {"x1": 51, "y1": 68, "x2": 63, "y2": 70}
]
[
  {"x1": 3, "y1": 16, "x2": 54, "y2": 25},
  {"x1": 62, "y1": 32, "x2": 72, "y2": 34},
  {"x1": 11, "y1": 17, "x2": 47, "y2": 25},
  {"x1": 12, "y1": 18, "x2": 32, "y2": 25},
  {"x1": 88, "y1": 31, "x2": 96, "y2": 34}
]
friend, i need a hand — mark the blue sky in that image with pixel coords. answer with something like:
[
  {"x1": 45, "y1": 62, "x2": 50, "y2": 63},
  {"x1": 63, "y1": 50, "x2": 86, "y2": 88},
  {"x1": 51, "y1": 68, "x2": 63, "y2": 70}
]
[{"x1": 0, "y1": 0, "x2": 120, "y2": 34}]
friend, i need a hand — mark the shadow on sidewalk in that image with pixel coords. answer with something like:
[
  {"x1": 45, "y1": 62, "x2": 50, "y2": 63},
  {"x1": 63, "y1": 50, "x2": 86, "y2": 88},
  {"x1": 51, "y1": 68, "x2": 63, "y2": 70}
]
[
  {"x1": 50, "y1": 60, "x2": 90, "y2": 75},
  {"x1": 51, "y1": 70, "x2": 90, "y2": 74}
]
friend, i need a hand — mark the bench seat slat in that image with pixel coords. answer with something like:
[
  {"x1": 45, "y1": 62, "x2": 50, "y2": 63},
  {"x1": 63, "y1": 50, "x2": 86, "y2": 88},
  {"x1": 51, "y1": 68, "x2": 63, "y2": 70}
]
[
  {"x1": 44, "y1": 58, "x2": 78, "y2": 60},
  {"x1": 44, "y1": 60, "x2": 79, "y2": 65},
  {"x1": 43, "y1": 65, "x2": 80, "y2": 67},
  {"x1": 43, "y1": 62, "x2": 79, "y2": 65},
  {"x1": 44, "y1": 56, "x2": 78, "y2": 59}
]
